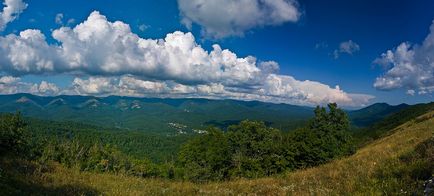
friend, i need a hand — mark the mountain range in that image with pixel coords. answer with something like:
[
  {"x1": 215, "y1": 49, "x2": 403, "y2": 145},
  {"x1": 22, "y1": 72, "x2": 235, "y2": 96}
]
[{"x1": 0, "y1": 93, "x2": 411, "y2": 134}]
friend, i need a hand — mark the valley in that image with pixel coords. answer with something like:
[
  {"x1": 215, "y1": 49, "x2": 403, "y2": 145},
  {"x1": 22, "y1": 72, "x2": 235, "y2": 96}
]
[{"x1": 0, "y1": 94, "x2": 410, "y2": 135}]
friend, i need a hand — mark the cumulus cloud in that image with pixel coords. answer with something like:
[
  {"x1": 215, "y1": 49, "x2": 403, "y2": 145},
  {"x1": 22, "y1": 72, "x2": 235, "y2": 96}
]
[
  {"x1": 71, "y1": 77, "x2": 119, "y2": 95},
  {"x1": 1, "y1": 11, "x2": 268, "y2": 86},
  {"x1": 373, "y1": 20, "x2": 434, "y2": 95},
  {"x1": 406, "y1": 89, "x2": 415, "y2": 96},
  {"x1": 0, "y1": 0, "x2": 27, "y2": 31},
  {"x1": 61, "y1": 75, "x2": 374, "y2": 107},
  {"x1": 33, "y1": 81, "x2": 60, "y2": 95},
  {"x1": 333, "y1": 40, "x2": 360, "y2": 59},
  {"x1": 0, "y1": 75, "x2": 19, "y2": 83},
  {"x1": 0, "y1": 76, "x2": 59, "y2": 95},
  {"x1": 257, "y1": 74, "x2": 373, "y2": 106},
  {"x1": 0, "y1": 29, "x2": 60, "y2": 74},
  {"x1": 67, "y1": 76, "x2": 170, "y2": 96},
  {"x1": 0, "y1": 11, "x2": 373, "y2": 106},
  {"x1": 177, "y1": 0, "x2": 300, "y2": 38}
]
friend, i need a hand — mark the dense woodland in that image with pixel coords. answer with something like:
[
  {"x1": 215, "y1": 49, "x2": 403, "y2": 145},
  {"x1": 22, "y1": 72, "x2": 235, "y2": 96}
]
[
  {"x1": 24, "y1": 119, "x2": 190, "y2": 162},
  {"x1": 1, "y1": 103, "x2": 357, "y2": 181}
]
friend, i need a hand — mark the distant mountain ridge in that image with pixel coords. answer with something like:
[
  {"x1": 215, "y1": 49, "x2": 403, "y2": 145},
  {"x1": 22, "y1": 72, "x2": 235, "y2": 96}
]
[
  {"x1": 348, "y1": 102, "x2": 410, "y2": 127},
  {"x1": 0, "y1": 93, "x2": 414, "y2": 134},
  {"x1": 0, "y1": 93, "x2": 314, "y2": 134}
]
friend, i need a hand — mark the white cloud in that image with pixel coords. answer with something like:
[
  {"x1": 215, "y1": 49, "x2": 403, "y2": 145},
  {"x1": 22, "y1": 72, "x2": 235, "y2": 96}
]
[
  {"x1": 71, "y1": 77, "x2": 118, "y2": 95},
  {"x1": 0, "y1": 0, "x2": 27, "y2": 31},
  {"x1": 62, "y1": 75, "x2": 374, "y2": 107},
  {"x1": 374, "y1": 20, "x2": 434, "y2": 95},
  {"x1": 0, "y1": 29, "x2": 60, "y2": 74},
  {"x1": 0, "y1": 76, "x2": 59, "y2": 95},
  {"x1": 0, "y1": 76, "x2": 20, "y2": 94},
  {"x1": 258, "y1": 74, "x2": 373, "y2": 106},
  {"x1": 0, "y1": 73, "x2": 373, "y2": 107},
  {"x1": 0, "y1": 75, "x2": 19, "y2": 83},
  {"x1": 406, "y1": 89, "x2": 415, "y2": 96},
  {"x1": 118, "y1": 76, "x2": 169, "y2": 94},
  {"x1": 0, "y1": 11, "x2": 373, "y2": 106},
  {"x1": 177, "y1": 0, "x2": 300, "y2": 38},
  {"x1": 333, "y1": 40, "x2": 360, "y2": 59},
  {"x1": 1, "y1": 11, "x2": 266, "y2": 86},
  {"x1": 31, "y1": 81, "x2": 60, "y2": 95}
]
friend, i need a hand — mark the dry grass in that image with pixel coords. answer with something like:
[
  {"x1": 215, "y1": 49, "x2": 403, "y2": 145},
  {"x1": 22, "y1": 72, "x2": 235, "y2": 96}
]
[{"x1": 37, "y1": 111, "x2": 434, "y2": 195}]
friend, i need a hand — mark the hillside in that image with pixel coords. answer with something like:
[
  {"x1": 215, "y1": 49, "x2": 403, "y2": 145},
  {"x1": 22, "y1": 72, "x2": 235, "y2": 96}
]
[
  {"x1": 353, "y1": 102, "x2": 434, "y2": 145},
  {"x1": 348, "y1": 102, "x2": 409, "y2": 127},
  {"x1": 2, "y1": 110, "x2": 433, "y2": 195}
]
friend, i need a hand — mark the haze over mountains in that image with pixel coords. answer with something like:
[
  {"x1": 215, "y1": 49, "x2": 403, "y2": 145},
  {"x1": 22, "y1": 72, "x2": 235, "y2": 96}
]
[{"x1": 0, "y1": 93, "x2": 411, "y2": 134}]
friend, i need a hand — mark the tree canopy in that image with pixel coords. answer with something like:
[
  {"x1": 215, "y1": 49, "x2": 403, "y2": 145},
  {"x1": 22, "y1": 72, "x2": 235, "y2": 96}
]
[
  {"x1": 1, "y1": 103, "x2": 355, "y2": 182},
  {"x1": 178, "y1": 103, "x2": 355, "y2": 181}
]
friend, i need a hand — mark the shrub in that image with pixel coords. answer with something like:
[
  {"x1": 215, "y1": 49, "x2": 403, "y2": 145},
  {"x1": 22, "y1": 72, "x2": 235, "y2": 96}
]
[
  {"x1": 291, "y1": 103, "x2": 354, "y2": 168},
  {"x1": 0, "y1": 113, "x2": 27, "y2": 155},
  {"x1": 227, "y1": 121, "x2": 289, "y2": 178},
  {"x1": 178, "y1": 127, "x2": 231, "y2": 181}
]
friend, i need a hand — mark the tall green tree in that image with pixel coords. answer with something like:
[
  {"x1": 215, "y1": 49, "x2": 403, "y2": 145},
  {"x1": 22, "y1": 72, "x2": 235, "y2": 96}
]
[
  {"x1": 227, "y1": 121, "x2": 289, "y2": 178},
  {"x1": 178, "y1": 127, "x2": 231, "y2": 181},
  {"x1": 292, "y1": 103, "x2": 354, "y2": 168},
  {"x1": 0, "y1": 113, "x2": 27, "y2": 155}
]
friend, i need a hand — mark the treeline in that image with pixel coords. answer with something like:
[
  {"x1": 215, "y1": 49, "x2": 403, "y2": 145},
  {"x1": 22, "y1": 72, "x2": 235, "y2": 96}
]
[{"x1": 1, "y1": 103, "x2": 355, "y2": 181}]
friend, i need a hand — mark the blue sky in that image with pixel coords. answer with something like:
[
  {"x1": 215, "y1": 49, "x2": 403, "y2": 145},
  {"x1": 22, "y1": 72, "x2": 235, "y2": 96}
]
[{"x1": 0, "y1": 0, "x2": 433, "y2": 107}]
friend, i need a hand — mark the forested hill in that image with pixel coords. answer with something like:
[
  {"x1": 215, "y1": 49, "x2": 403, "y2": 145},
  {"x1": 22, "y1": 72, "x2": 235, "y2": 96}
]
[
  {"x1": 348, "y1": 102, "x2": 409, "y2": 127},
  {"x1": 0, "y1": 93, "x2": 415, "y2": 134},
  {"x1": 0, "y1": 93, "x2": 314, "y2": 134}
]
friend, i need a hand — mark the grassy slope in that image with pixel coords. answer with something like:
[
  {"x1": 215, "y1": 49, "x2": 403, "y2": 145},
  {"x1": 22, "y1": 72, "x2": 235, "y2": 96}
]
[
  {"x1": 353, "y1": 102, "x2": 434, "y2": 147},
  {"x1": 14, "y1": 111, "x2": 433, "y2": 195}
]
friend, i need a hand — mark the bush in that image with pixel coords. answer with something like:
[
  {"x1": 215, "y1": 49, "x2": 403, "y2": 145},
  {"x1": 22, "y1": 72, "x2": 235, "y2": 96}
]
[
  {"x1": 227, "y1": 121, "x2": 290, "y2": 178},
  {"x1": 39, "y1": 139, "x2": 132, "y2": 173},
  {"x1": 0, "y1": 113, "x2": 27, "y2": 155},
  {"x1": 178, "y1": 128, "x2": 231, "y2": 181},
  {"x1": 291, "y1": 103, "x2": 354, "y2": 168}
]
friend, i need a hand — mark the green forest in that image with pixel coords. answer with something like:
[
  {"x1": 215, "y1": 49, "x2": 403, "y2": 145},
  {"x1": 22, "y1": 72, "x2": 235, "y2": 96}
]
[
  {"x1": 1, "y1": 103, "x2": 353, "y2": 180},
  {"x1": 1, "y1": 102, "x2": 433, "y2": 195}
]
